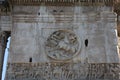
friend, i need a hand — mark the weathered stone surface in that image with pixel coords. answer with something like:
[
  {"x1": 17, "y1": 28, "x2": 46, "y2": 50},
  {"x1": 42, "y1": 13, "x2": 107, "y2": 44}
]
[
  {"x1": 8, "y1": 6, "x2": 120, "y2": 63},
  {"x1": 6, "y1": 63, "x2": 120, "y2": 80},
  {"x1": 0, "y1": 16, "x2": 12, "y2": 31},
  {"x1": 4, "y1": 4, "x2": 120, "y2": 80}
]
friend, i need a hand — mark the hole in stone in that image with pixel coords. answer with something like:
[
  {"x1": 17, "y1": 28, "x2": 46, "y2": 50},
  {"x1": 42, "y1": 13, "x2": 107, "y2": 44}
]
[
  {"x1": 85, "y1": 39, "x2": 88, "y2": 47},
  {"x1": 53, "y1": 10, "x2": 57, "y2": 12},
  {"x1": 38, "y1": 12, "x2": 40, "y2": 15},
  {"x1": 29, "y1": 57, "x2": 32, "y2": 62},
  {"x1": 60, "y1": 10, "x2": 64, "y2": 12}
]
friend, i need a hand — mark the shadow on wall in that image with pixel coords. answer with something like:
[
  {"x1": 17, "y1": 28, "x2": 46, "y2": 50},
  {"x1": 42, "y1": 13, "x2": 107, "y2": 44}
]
[{"x1": 117, "y1": 16, "x2": 120, "y2": 36}]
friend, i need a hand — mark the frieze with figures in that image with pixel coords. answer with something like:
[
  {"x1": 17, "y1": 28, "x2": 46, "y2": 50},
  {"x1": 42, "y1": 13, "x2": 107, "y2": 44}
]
[{"x1": 6, "y1": 63, "x2": 120, "y2": 80}]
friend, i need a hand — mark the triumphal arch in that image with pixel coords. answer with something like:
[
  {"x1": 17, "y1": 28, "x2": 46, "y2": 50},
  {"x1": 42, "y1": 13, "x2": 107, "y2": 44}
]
[{"x1": 0, "y1": 0, "x2": 120, "y2": 80}]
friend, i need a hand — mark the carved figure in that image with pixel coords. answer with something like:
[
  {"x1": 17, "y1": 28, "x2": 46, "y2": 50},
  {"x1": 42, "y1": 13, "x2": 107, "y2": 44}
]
[{"x1": 45, "y1": 30, "x2": 80, "y2": 60}]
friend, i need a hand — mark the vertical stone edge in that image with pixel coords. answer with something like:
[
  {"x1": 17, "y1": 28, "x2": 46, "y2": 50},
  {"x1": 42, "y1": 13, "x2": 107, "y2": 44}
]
[{"x1": 0, "y1": 31, "x2": 11, "y2": 80}]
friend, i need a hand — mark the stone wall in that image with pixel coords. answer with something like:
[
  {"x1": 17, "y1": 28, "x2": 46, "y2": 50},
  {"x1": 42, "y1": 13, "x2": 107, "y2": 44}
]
[
  {"x1": 8, "y1": 6, "x2": 119, "y2": 63},
  {"x1": 5, "y1": 5, "x2": 120, "y2": 80}
]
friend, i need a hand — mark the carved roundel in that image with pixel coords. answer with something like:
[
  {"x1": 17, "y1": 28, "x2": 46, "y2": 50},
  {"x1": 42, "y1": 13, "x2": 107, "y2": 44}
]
[{"x1": 45, "y1": 30, "x2": 81, "y2": 60}]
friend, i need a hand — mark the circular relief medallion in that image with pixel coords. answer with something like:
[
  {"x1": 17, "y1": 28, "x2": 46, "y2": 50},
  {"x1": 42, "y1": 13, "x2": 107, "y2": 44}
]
[{"x1": 45, "y1": 30, "x2": 81, "y2": 60}]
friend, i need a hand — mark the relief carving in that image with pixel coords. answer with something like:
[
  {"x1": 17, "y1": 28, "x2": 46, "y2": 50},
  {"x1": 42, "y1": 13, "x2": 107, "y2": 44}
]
[
  {"x1": 6, "y1": 63, "x2": 120, "y2": 80},
  {"x1": 45, "y1": 30, "x2": 81, "y2": 60}
]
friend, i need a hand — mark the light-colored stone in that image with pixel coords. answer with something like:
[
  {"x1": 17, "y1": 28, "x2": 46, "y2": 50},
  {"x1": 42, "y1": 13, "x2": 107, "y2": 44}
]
[
  {"x1": 8, "y1": 6, "x2": 120, "y2": 63},
  {"x1": 0, "y1": 4, "x2": 119, "y2": 80},
  {"x1": 0, "y1": 16, "x2": 12, "y2": 31}
]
